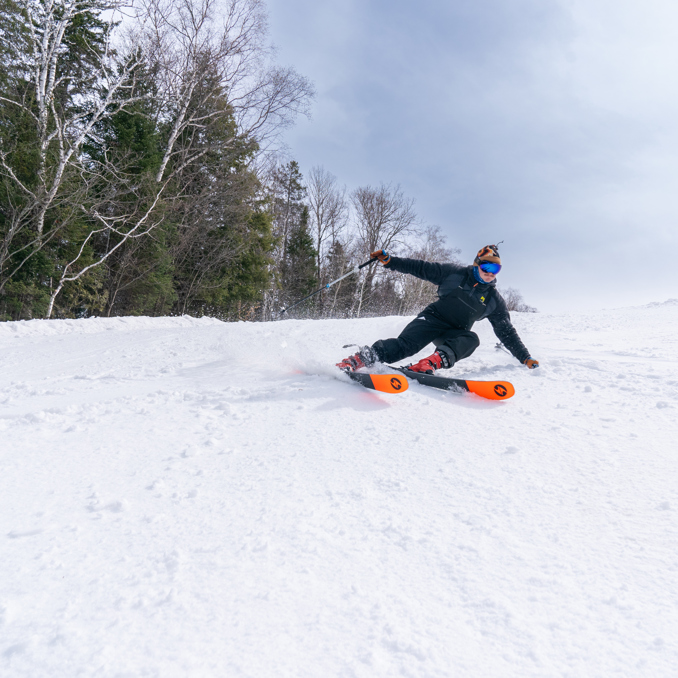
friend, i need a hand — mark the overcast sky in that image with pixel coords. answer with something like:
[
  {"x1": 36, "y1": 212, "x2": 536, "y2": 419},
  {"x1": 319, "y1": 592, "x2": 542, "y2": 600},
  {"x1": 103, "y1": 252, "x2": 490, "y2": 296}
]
[{"x1": 264, "y1": 0, "x2": 678, "y2": 312}]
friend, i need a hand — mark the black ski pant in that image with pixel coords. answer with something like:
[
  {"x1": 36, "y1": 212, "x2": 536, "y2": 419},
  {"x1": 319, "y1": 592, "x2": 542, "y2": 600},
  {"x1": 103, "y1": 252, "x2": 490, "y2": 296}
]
[{"x1": 371, "y1": 313, "x2": 479, "y2": 366}]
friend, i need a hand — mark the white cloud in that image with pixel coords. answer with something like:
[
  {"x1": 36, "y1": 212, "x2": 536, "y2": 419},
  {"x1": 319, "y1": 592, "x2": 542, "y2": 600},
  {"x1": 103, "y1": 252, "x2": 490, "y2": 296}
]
[{"x1": 266, "y1": 0, "x2": 678, "y2": 310}]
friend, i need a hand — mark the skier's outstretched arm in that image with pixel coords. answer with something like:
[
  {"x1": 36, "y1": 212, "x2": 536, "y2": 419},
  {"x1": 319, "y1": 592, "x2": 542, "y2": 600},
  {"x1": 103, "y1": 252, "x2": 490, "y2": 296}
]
[
  {"x1": 370, "y1": 249, "x2": 463, "y2": 286},
  {"x1": 487, "y1": 305, "x2": 539, "y2": 368}
]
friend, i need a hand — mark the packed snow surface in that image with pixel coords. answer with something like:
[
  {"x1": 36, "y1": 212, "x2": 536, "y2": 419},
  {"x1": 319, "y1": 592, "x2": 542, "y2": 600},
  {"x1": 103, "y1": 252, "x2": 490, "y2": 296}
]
[{"x1": 1, "y1": 303, "x2": 678, "y2": 677}]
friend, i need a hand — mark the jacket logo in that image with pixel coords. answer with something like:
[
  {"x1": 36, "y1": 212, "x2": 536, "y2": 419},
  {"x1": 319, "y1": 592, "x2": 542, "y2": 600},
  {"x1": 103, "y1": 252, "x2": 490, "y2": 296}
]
[{"x1": 480, "y1": 296, "x2": 485, "y2": 302}]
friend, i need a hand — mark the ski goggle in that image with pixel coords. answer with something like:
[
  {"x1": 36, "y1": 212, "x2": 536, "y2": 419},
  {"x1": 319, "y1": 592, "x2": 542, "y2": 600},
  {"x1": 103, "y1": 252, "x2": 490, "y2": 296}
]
[{"x1": 478, "y1": 261, "x2": 501, "y2": 275}]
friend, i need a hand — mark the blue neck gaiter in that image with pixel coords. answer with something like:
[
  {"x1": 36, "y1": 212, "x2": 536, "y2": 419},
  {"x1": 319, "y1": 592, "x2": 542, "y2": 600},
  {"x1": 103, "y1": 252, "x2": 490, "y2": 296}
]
[{"x1": 472, "y1": 266, "x2": 488, "y2": 284}]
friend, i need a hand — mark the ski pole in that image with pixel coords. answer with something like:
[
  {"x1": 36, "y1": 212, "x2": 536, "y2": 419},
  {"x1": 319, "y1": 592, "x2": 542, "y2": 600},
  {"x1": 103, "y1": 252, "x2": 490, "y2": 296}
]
[{"x1": 277, "y1": 257, "x2": 378, "y2": 317}]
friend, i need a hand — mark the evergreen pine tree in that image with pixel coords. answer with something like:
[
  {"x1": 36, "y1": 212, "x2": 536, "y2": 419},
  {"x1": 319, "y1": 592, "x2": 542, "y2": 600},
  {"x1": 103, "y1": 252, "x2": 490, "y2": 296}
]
[
  {"x1": 266, "y1": 161, "x2": 318, "y2": 315},
  {"x1": 280, "y1": 205, "x2": 317, "y2": 315}
]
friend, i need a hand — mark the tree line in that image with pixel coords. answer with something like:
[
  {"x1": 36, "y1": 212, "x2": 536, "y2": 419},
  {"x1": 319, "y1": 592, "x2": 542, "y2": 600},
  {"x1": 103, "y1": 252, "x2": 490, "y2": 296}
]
[
  {"x1": 263, "y1": 161, "x2": 536, "y2": 320},
  {"x1": 0, "y1": 0, "x2": 536, "y2": 322}
]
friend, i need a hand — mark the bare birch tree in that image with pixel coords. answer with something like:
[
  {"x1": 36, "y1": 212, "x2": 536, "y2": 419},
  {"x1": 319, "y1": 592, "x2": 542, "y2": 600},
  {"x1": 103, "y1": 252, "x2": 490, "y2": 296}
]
[
  {"x1": 350, "y1": 183, "x2": 417, "y2": 317},
  {"x1": 138, "y1": 0, "x2": 314, "y2": 184},
  {"x1": 306, "y1": 165, "x2": 347, "y2": 280},
  {"x1": 0, "y1": 0, "x2": 144, "y2": 299}
]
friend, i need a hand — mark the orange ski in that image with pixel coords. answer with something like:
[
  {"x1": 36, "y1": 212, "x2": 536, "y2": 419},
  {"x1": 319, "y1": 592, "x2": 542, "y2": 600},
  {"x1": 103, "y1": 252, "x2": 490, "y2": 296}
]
[
  {"x1": 347, "y1": 371, "x2": 409, "y2": 394},
  {"x1": 393, "y1": 367, "x2": 515, "y2": 400},
  {"x1": 464, "y1": 380, "x2": 515, "y2": 400}
]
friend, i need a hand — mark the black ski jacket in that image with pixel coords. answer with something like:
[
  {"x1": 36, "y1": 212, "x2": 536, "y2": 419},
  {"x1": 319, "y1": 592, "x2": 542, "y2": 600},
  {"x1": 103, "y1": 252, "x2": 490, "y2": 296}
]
[{"x1": 384, "y1": 256, "x2": 531, "y2": 363}]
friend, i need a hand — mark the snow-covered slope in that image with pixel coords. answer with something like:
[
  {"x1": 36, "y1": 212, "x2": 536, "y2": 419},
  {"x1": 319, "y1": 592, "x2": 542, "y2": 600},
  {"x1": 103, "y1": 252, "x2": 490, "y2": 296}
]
[{"x1": 1, "y1": 303, "x2": 677, "y2": 677}]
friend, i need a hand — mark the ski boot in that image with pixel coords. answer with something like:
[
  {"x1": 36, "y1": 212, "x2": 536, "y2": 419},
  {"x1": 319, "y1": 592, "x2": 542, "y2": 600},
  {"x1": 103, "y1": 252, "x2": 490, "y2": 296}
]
[
  {"x1": 336, "y1": 346, "x2": 377, "y2": 373},
  {"x1": 406, "y1": 350, "x2": 452, "y2": 374}
]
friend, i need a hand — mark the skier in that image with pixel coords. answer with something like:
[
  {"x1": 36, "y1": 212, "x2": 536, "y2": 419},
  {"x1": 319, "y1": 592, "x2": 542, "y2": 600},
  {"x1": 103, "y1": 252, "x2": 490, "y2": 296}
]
[{"x1": 336, "y1": 244, "x2": 539, "y2": 374}]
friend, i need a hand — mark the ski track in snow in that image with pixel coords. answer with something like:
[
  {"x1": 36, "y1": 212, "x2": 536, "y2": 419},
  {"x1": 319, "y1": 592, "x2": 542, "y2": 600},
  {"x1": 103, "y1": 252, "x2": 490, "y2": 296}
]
[{"x1": 0, "y1": 303, "x2": 677, "y2": 677}]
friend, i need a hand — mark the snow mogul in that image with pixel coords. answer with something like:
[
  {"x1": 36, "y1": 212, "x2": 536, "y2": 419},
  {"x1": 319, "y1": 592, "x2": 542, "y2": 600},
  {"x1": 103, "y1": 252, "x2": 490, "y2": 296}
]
[{"x1": 337, "y1": 244, "x2": 540, "y2": 374}]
